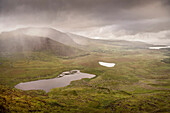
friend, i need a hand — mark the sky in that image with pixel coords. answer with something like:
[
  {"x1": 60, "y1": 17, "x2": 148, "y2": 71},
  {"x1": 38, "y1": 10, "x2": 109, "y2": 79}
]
[{"x1": 0, "y1": 0, "x2": 170, "y2": 44}]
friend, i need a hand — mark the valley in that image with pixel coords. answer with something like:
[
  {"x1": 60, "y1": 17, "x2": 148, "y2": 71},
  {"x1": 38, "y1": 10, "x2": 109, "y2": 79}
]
[{"x1": 0, "y1": 28, "x2": 170, "y2": 113}]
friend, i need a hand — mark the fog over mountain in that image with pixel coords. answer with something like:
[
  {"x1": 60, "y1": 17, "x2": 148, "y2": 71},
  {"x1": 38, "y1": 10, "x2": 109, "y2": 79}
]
[
  {"x1": 0, "y1": 30, "x2": 83, "y2": 56},
  {"x1": 0, "y1": 0, "x2": 170, "y2": 44}
]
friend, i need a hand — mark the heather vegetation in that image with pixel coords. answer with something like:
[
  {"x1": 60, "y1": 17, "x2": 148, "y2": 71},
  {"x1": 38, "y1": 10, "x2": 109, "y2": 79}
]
[
  {"x1": 1, "y1": 0, "x2": 170, "y2": 112},
  {"x1": 0, "y1": 45, "x2": 170, "y2": 112}
]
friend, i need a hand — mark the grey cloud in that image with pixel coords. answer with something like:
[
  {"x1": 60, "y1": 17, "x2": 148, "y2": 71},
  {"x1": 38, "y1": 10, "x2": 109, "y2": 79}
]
[{"x1": 0, "y1": 0, "x2": 170, "y2": 34}]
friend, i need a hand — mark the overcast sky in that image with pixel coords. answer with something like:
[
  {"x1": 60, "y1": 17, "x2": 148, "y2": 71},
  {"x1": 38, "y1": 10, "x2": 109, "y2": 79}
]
[{"x1": 0, "y1": 0, "x2": 170, "y2": 44}]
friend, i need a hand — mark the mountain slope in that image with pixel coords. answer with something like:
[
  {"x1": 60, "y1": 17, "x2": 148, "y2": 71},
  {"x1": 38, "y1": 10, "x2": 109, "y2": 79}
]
[
  {"x1": 0, "y1": 27, "x2": 152, "y2": 56},
  {"x1": 67, "y1": 33, "x2": 152, "y2": 49},
  {"x1": 13, "y1": 27, "x2": 78, "y2": 46},
  {"x1": 0, "y1": 32, "x2": 83, "y2": 56},
  {"x1": 9, "y1": 27, "x2": 152, "y2": 49}
]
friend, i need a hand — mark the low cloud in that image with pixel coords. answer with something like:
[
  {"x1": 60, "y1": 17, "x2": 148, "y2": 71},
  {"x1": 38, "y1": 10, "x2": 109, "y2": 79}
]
[{"x1": 0, "y1": 0, "x2": 170, "y2": 44}]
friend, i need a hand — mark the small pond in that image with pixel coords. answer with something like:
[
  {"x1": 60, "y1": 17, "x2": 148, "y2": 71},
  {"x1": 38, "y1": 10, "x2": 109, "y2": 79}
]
[
  {"x1": 15, "y1": 70, "x2": 96, "y2": 92},
  {"x1": 99, "y1": 61, "x2": 116, "y2": 67}
]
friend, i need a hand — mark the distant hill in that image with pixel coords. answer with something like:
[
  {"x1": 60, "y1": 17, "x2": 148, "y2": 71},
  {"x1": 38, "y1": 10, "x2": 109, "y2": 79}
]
[
  {"x1": 14, "y1": 27, "x2": 151, "y2": 48},
  {"x1": 0, "y1": 27, "x2": 152, "y2": 57},
  {"x1": 12, "y1": 27, "x2": 78, "y2": 47},
  {"x1": 91, "y1": 39, "x2": 152, "y2": 48},
  {"x1": 0, "y1": 32, "x2": 83, "y2": 56},
  {"x1": 67, "y1": 33, "x2": 152, "y2": 49}
]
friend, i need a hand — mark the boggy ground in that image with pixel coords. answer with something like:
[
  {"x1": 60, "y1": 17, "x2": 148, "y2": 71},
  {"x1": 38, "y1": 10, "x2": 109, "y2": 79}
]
[{"x1": 0, "y1": 47, "x2": 170, "y2": 113}]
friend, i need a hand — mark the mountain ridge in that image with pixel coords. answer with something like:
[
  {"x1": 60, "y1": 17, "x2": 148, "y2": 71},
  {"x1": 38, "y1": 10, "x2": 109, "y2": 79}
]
[{"x1": 0, "y1": 32, "x2": 83, "y2": 56}]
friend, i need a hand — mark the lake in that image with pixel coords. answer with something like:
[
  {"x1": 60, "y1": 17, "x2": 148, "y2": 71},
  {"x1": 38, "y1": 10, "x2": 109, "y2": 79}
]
[
  {"x1": 99, "y1": 61, "x2": 116, "y2": 67},
  {"x1": 149, "y1": 46, "x2": 170, "y2": 50},
  {"x1": 15, "y1": 70, "x2": 96, "y2": 92}
]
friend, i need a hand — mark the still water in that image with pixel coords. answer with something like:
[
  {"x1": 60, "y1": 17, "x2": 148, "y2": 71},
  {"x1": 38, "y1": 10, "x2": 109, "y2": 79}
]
[{"x1": 15, "y1": 70, "x2": 96, "y2": 92}]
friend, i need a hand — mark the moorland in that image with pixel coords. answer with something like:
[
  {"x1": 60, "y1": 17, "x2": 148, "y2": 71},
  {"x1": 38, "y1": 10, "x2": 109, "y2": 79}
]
[{"x1": 0, "y1": 27, "x2": 169, "y2": 113}]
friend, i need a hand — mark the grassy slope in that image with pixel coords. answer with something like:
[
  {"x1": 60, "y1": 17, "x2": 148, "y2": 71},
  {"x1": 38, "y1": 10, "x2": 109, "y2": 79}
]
[{"x1": 0, "y1": 46, "x2": 170, "y2": 112}]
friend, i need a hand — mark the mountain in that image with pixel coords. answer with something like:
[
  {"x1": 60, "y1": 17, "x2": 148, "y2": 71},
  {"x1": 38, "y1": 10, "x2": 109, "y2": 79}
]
[
  {"x1": 0, "y1": 27, "x2": 152, "y2": 57},
  {"x1": 11, "y1": 27, "x2": 151, "y2": 49},
  {"x1": 67, "y1": 33, "x2": 152, "y2": 49},
  {"x1": 67, "y1": 33, "x2": 92, "y2": 46},
  {"x1": 0, "y1": 31, "x2": 83, "y2": 56},
  {"x1": 91, "y1": 39, "x2": 152, "y2": 48},
  {"x1": 12, "y1": 27, "x2": 78, "y2": 47}
]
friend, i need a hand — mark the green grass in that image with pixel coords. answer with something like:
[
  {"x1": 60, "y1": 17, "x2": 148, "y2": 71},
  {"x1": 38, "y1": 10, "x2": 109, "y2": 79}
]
[{"x1": 0, "y1": 47, "x2": 170, "y2": 112}]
